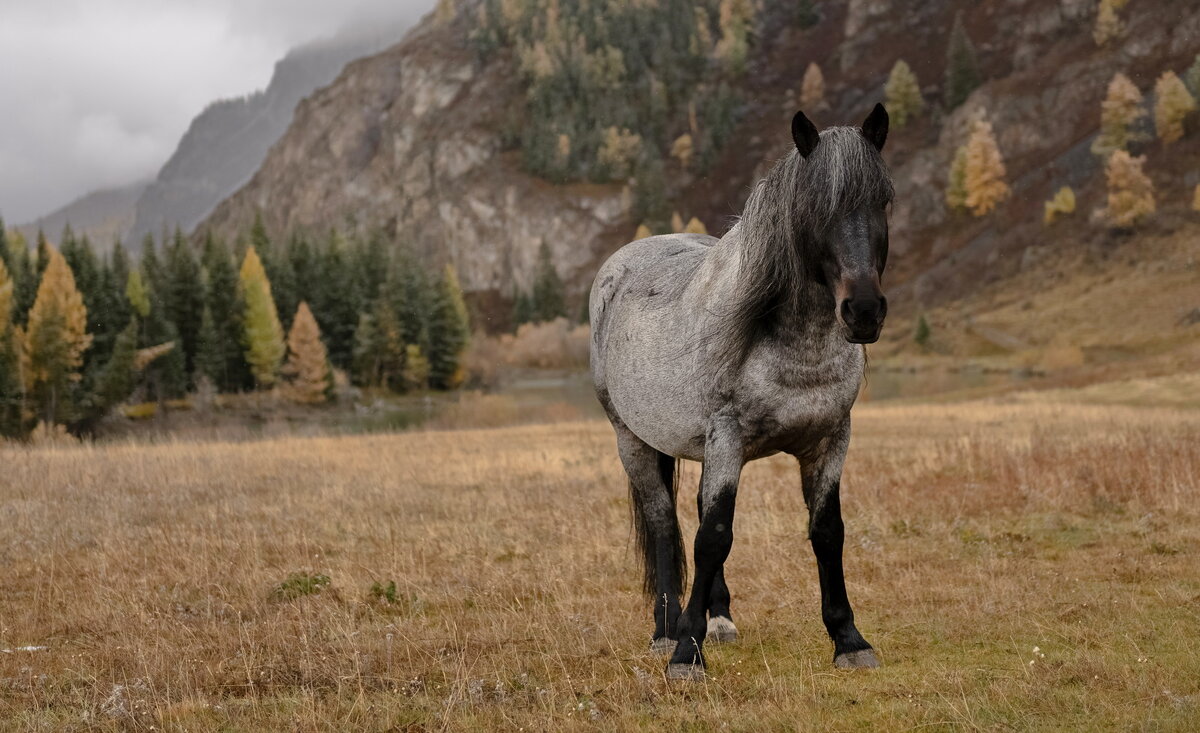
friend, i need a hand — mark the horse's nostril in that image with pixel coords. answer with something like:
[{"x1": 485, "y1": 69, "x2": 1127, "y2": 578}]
[
  {"x1": 878, "y1": 296, "x2": 888, "y2": 319},
  {"x1": 840, "y1": 300, "x2": 853, "y2": 322}
]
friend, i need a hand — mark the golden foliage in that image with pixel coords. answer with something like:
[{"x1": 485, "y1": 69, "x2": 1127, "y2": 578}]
[
  {"x1": 24, "y1": 247, "x2": 92, "y2": 390},
  {"x1": 1092, "y1": 72, "x2": 1145, "y2": 157},
  {"x1": 1093, "y1": 0, "x2": 1122, "y2": 46},
  {"x1": 283, "y1": 302, "x2": 330, "y2": 404},
  {"x1": 684, "y1": 217, "x2": 708, "y2": 235},
  {"x1": 884, "y1": 60, "x2": 923, "y2": 127},
  {"x1": 239, "y1": 246, "x2": 285, "y2": 388},
  {"x1": 0, "y1": 257, "x2": 12, "y2": 335},
  {"x1": 670, "y1": 133, "x2": 694, "y2": 169},
  {"x1": 1043, "y1": 186, "x2": 1077, "y2": 225},
  {"x1": 945, "y1": 146, "x2": 969, "y2": 211},
  {"x1": 800, "y1": 62, "x2": 827, "y2": 111},
  {"x1": 596, "y1": 127, "x2": 642, "y2": 178},
  {"x1": 715, "y1": 0, "x2": 752, "y2": 73},
  {"x1": 1153, "y1": 71, "x2": 1196, "y2": 144},
  {"x1": 963, "y1": 119, "x2": 1010, "y2": 216},
  {"x1": 634, "y1": 223, "x2": 653, "y2": 240},
  {"x1": 1193, "y1": 184, "x2": 1200, "y2": 213},
  {"x1": 134, "y1": 342, "x2": 176, "y2": 371},
  {"x1": 1104, "y1": 150, "x2": 1155, "y2": 228},
  {"x1": 670, "y1": 211, "x2": 685, "y2": 232}
]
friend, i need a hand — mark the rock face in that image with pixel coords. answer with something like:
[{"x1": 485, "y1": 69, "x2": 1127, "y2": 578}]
[
  {"x1": 126, "y1": 22, "x2": 416, "y2": 246},
  {"x1": 198, "y1": 0, "x2": 1200, "y2": 318}
]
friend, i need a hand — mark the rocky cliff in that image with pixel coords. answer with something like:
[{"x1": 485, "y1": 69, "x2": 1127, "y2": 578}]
[{"x1": 198, "y1": 0, "x2": 1200, "y2": 323}]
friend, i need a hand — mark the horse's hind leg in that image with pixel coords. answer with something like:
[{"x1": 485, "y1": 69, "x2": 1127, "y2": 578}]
[
  {"x1": 698, "y1": 491, "x2": 738, "y2": 644},
  {"x1": 613, "y1": 423, "x2": 684, "y2": 654}
]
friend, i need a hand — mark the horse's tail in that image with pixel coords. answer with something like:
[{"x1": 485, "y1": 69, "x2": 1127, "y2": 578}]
[{"x1": 630, "y1": 452, "x2": 686, "y2": 597}]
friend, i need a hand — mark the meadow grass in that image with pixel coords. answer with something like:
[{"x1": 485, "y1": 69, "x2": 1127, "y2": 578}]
[{"x1": 2, "y1": 402, "x2": 1198, "y2": 730}]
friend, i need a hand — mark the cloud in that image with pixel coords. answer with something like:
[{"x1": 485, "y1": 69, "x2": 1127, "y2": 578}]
[{"x1": 0, "y1": 0, "x2": 431, "y2": 224}]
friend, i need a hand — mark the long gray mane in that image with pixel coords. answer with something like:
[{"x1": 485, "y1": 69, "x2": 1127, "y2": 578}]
[{"x1": 719, "y1": 127, "x2": 893, "y2": 363}]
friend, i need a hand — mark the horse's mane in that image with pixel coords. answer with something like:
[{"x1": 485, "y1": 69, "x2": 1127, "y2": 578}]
[{"x1": 717, "y1": 127, "x2": 893, "y2": 364}]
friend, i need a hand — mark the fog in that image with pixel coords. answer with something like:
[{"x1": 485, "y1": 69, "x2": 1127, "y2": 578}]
[{"x1": 0, "y1": 0, "x2": 433, "y2": 225}]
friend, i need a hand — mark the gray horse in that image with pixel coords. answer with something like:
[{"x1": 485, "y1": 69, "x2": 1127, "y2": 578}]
[{"x1": 590, "y1": 105, "x2": 892, "y2": 680}]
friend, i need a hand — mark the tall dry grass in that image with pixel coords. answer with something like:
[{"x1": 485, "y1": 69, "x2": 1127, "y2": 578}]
[{"x1": 1, "y1": 402, "x2": 1198, "y2": 730}]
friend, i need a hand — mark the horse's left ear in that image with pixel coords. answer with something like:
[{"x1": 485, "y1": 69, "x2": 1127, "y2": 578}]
[{"x1": 861, "y1": 103, "x2": 888, "y2": 152}]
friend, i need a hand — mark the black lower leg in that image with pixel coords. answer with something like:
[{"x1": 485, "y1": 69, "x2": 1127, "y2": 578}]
[
  {"x1": 809, "y1": 485, "x2": 871, "y2": 656},
  {"x1": 669, "y1": 488, "x2": 736, "y2": 667},
  {"x1": 697, "y1": 490, "x2": 732, "y2": 620}
]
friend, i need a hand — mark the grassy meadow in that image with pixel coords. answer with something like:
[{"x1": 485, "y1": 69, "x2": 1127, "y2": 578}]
[{"x1": 2, "y1": 401, "x2": 1199, "y2": 730}]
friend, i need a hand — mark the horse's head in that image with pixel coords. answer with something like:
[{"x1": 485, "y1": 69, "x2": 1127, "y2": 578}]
[{"x1": 791, "y1": 105, "x2": 891, "y2": 344}]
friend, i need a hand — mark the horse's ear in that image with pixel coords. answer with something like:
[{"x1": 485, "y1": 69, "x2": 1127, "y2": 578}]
[
  {"x1": 791, "y1": 110, "x2": 820, "y2": 157},
  {"x1": 861, "y1": 103, "x2": 888, "y2": 151}
]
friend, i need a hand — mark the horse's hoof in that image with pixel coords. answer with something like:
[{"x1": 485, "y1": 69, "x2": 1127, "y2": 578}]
[
  {"x1": 650, "y1": 637, "x2": 677, "y2": 656},
  {"x1": 707, "y1": 616, "x2": 738, "y2": 644},
  {"x1": 666, "y1": 663, "x2": 706, "y2": 681},
  {"x1": 834, "y1": 649, "x2": 881, "y2": 669}
]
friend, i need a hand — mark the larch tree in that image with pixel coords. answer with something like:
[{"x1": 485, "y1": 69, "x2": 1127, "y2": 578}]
[
  {"x1": 885, "y1": 60, "x2": 923, "y2": 127},
  {"x1": 1093, "y1": 0, "x2": 1122, "y2": 46},
  {"x1": 1104, "y1": 150, "x2": 1155, "y2": 228},
  {"x1": 239, "y1": 246, "x2": 285, "y2": 388},
  {"x1": 945, "y1": 145, "x2": 970, "y2": 212},
  {"x1": 1092, "y1": 72, "x2": 1145, "y2": 157},
  {"x1": 671, "y1": 211, "x2": 686, "y2": 233},
  {"x1": 531, "y1": 241, "x2": 566, "y2": 323},
  {"x1": 715, "y1": 0, "x2": 753, "y2": 74},
  {"x1": 800, "y1": 62, "x2": 827, "y2": 111},
  {"x1": 282, "y1": 301, "x2": 330, "y2": 404},
  {"x1": 1193, "y1": 183, "x2": 1200, "y2": 213},
  {"x1": 1153, "y1": 70, "x2": 1196, "y2": 144},
  {"x1": 635, "y1": 223, "x2": 653, "y2": 240},
  {"x1": 944, "y1": 12, "x2": 981, "y2": 110},
  {"x1": 684, "y1": 217, "x2": 708, "y2": 234},
  {"x1": 24, "y1": 247, "x2": 92, "y2": 425},
  {"x1": 1043, "y1": 186, "x2": 1077, "y2": 225},
  {"x1": 963, "y1": 119, "x2": 1010, "y2": 216},
  {"x1": 670, "y1": 133, "x2": 694, "y2": 170}
]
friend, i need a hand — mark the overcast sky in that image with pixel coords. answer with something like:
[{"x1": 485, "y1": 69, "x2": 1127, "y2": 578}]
[{"x1": 0, "y1": 0, "x2": 432, "y2": 224}]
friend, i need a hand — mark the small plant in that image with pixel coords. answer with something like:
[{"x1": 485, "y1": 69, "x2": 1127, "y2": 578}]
[
  {"x1": 369, "y1": 580, "x2": 399, "y2": 604},
  {"x1": 1043, "y1": 186, "x2": 1076, "y2": 225},
  {"x1": 271, "y1": 572, "x2": 330, "y2": 600},
  {"x1": 914, "y1": 314, "x2": 932, "y2": 348}
]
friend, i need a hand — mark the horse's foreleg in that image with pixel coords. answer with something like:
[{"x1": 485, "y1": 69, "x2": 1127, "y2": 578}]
[
  {"x1": 801, "y1": 422, "x2": 879, "y2": 669},
  {"x1": 697, "y1": 490, "x2": 737, "y2": 643},
  {"x1": 667, "y1": 417, "x2": 742, "y2": 679}
]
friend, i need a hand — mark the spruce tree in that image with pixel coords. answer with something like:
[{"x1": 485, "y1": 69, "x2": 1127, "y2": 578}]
[
  {"x1": 531, "y1": 242, "x2": 566, "y2": 323},
  {"x1": 312, "y1": 233, "x2": 362, "y2": 369},
  {"x1": 201, "y1": 234, "x2": 248, "y2": 392},
  {"x1": 10, "y1": 231, "x2": 36, "y2": 324},
  {"x1": 944, "y1": 12, "x2": 981, "y2": 110},
  {"x1": 24, "y1": 247, "x2": 92, "y2": 425},
  {"x1": 282, "y1": 301, "x2": 330, "y2": 404},
  {"x1": 512, "y1": 289, "x2": 534, "y2": 328},
  {"x1": 0, "y1": 257, "x2": 25, "y2": 437},
  {"x1": 194, "y1": 304, "x2": 225, "y2": 387},
  {"x1": 425, "y1": 265, "x2": 470, "y2": 390},
  {"x1": 239, "y1": 246, "x2": 286, "y2": 388},
  {"x1": 390, "y1": 253, "x2": 430, "y2": 349},
  {"x1": 74, "y1": 320, "x2": 139, "y2": 434},
  {"x1": 165, "y1": 229, "x2": 205, "y2": 381}
]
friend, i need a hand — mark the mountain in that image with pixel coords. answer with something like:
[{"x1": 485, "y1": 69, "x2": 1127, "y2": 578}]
[
  {"x1": 197, "y1": 0, "x2": 1200, "y2": 333},
  {"x1": 125, "y1": 20, "x2": 421, "y2": 247},
  {"x1": 16, "y1": 180, "x2": 148, "y2": 249}
]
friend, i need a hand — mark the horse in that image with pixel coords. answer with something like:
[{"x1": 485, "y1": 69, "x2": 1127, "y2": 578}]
[{"x1": 589, "y1": 104, "x2": 893, "y2": 680}]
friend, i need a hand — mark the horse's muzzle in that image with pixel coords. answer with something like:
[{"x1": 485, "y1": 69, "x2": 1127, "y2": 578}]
[{"x1": 839, "y1": 295, "x2": 887, "y2": 344}]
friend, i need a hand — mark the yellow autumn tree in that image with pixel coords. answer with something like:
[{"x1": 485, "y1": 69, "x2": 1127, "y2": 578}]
[
  {"x1": 635, "y1": 223, "x2": 653, "y2": 240},
  {"x1": 239, "y1": 245, "x2": 285, "y2": 388},
  {"x1": 1043, "y1": 186, "x2": 1076, "y2": 225},
  {"x1": 885, "y1": 59, "x2": 923, "y2": 127},
  {"x1": 1093, "y1": 0, "x2": 1122, "y2": 46},
  {"x1": 24, "y1": 247, "x2": 92, "y2": 424},
  {"x1": 671, "y1": 134, "x2": 694, "y2": 169},
  {"x1": 800, "y1": 62, "x2": 827, "y2": 111},
  {"x1": 945, "y1": 146, "x2": 969, "y2": 212},
  {"x1": 715, "y1": 0, "x2": 753, "y2": 73},
  {"x1": 597, "y1": 126, "x2": 642, "y2": 179},
  {"x1": 282, "y1": 301, "x2": 329, "y2": 404},
  {"x1": 1092, "y1": 72, "x2": 1145, "y2": 157},
  {"x1": 670, "y1": 211, "x2": 685, "y2": 232},
  {"x1": 684, "y1": 217, "x2": 708, "y2": 234},
  {"x1": 1153, "y1": 70, "x2": 1196, "y2": 144},
  {"x1": 963, "y1": 119, "x2": 1010, "y2": 216},
  {"x1": 1105, "y1": 150, "x2": 1155, "y2": 228},
  {"x1": 1193, "y1": 184, "x2": 1200, "y2": 213}
]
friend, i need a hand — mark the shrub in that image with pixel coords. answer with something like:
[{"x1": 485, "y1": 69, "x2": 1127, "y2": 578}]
[
  {"x1": 271, "y1": 572, "x2": 330, "y2": 600},
  {"x1": 1043, "y1": 186, "x2": 1077, "y2": 225}
]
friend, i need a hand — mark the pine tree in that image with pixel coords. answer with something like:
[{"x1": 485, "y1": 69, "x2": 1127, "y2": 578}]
[
  {"x1": 1093, "y1": 0, "x2": 1122, "y2": 46},
  {"x1": 1043, "y1": 186, "x2": 1077, "y2": 225},
  {"x1": 885, "y1": 60, "x2": 924, "y2": 127},
  {"x1": 10, "y1": 231, "x2": 36, "y2": 324},
  {"x1": 963, "y1": 119, "x2": 1010, "y2": 216},
  {"x1": 425, "y1": 265, "x2": 470, "y2": 390},
  {"x1": 24, "y1": 247, "x2": 92, "y2": 425},
  {"x1": 194, "y1": 304, "x2": 224, "y2": 387},
  {"x1": 633, "y1": 154, "x2": 670, "y2": 231},
  {"x1": 914, "y1": 314, "x2": 931, "y2": 348},
  {"x1": 390, "y1": 253, "x2": 429, "y2": 350},
  {"x1": 165, "y1": 229, "x2": 205, "y2": 381},
  {"x1": 0, "y1": 256, "x2": 25, "y2": 437},
  {"x1": 1186, "y1": 55, "x2": 1200, "y2": 98},
  {"x1": 1153, "y1": 70, "x2": 1196, "y2": 144},
  {"x1": 1092, "y1": 72, "x2": 1145, "y2": 157},
  {"x1": 1104, "y1": 150, "x2": 1155, "y2": 228},
  {"x1": 74, "y1": 320, "x2": 139, "y2": 434},
  {"x1": 945, "y1": 146, "x2": 969, "y2": 212},
  {"x1": 239, "y1": 246, "x2": 285, "y2": 388},
  {"x1": 944, "y1": 12, "x2": 981, "y2": 110},
  {"x1": 61, "y1": 232, "x2": 105, "y2": 369},
  {"x1": 282, "y1": 301, "x2": 330, "y2": 404},
  {"x1": 201, "y1": 234, "x2": 247, "y2": 392},
  {"x1": 800, "y1": 62, "x2": 827, "y2": 111},
  {"x1": 512, "y1": 289, "x2": 534, "y2": 329},
  {"x1": 531, "y1": 242, "x2": 566, "y2": 323},
  {"x1": 312, "y1": 233, "x2": 362, "y2": 369}
]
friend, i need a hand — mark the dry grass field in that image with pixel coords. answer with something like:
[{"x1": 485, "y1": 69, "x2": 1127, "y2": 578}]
[{"x1": 3, "y1": 401, "x2": 1199, "y2": 731}]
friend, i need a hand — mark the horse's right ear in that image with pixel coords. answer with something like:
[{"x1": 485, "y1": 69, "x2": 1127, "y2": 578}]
[{"x1": 791, "y1": 110, "x2": 820, "y2": 157}]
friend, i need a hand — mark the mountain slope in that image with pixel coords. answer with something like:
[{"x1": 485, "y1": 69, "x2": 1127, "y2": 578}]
[
  {"x1": 197, "y1": 0, "x2": 1200, "y2": 324},
  {"x1": 16, "y1": 180, "x2": 148, "y2": 248}
]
